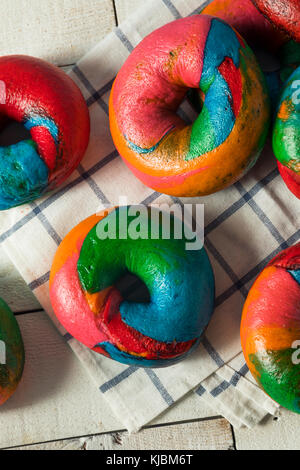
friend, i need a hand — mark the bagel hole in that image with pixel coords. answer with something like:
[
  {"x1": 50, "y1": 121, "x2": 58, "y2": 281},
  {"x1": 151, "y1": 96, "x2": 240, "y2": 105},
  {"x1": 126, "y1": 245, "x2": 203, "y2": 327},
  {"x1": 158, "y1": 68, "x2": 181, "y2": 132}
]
[
  {"x1": 0, "y1": 118, "x2": 32, "y2": 146},
  {"x1": 175, "y1": 89, "x2": 204, "y2": 126},
  {"x1": 116, "y1": 271, "x2": 151, "y2": 303},
  {"x1": 186, "y1": 89, "x2": 204, "y2": 114}
]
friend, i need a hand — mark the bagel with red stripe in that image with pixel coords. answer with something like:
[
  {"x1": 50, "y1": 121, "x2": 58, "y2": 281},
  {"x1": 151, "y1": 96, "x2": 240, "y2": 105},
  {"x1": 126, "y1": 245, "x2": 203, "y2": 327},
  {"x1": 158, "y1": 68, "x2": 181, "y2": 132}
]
[
  {"x1": 109, "y1": 15, "x2": 270, "y2": 197},
  {"x1": 0, "y1": 55, "x2": 90, "y2": 210}
]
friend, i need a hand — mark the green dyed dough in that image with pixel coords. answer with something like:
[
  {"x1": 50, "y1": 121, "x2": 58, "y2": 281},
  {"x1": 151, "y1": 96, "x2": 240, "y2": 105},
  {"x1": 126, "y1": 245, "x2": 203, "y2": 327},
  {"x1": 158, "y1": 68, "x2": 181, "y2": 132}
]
[
  {"x1": 0, "y1": 298, "x2": 25, "y2": 405},
  {"x1": 250, "y1": 349, "x2": 300, "y2": 414}
]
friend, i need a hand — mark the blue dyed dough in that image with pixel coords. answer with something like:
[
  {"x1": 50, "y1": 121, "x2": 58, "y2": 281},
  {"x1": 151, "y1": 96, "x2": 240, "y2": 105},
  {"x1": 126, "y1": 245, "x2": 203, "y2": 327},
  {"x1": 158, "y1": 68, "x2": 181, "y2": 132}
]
[
  {"x1": 24, "y1": 114, "x2": 59, "y2": 142},
  {"x1": 0, "y1": 139, "x2": 49, "y2": 210},
  {"x1": 119, "y1": 246, "x2": 215, "y2": 343},
  {"x1": 125, "y1": 126, "x2": 176, "y2": 155},
  {"x1": 198, "y1": 19, "x2": 241, "y2": 149},
  {"x1": 288, "y1": 269, "x2": 300, "y2": 286}
]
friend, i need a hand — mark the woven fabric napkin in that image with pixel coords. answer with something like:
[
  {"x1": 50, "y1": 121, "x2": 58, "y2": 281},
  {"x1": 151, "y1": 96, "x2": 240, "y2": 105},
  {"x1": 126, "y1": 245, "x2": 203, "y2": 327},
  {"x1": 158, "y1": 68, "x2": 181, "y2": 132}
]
[{"x1": 1, "y1": 0, "x2": 298, "y2": 432}]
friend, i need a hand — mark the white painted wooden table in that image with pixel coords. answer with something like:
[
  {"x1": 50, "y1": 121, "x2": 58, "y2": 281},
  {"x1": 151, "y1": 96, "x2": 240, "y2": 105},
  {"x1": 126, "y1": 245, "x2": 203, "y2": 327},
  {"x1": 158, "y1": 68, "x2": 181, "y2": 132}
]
[{"x1": 0, "y1": 0, "x2": 299, "y2": 451}]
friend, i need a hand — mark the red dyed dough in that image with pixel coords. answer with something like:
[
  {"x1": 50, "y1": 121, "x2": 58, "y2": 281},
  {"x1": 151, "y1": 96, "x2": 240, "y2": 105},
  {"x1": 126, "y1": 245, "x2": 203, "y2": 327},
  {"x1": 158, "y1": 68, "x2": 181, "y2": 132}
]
[
  {"x1": 278, "y1": 161, "x2": 300, "y2": 199},
  {"x1": 251, "y1": 0, "x2": 300, "y2": 43},
  {"x1": 202, "y1": 0, "x2": 287, "y2": 51}
]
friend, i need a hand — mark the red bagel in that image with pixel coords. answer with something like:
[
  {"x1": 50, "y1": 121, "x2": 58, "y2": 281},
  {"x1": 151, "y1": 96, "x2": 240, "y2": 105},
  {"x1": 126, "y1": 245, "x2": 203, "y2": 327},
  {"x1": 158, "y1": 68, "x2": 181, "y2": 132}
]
[
  {"x1": 0, "y1": 55, "x2": 90, "y2": 210},
  {"x1": 251, "y1": 0, "x2": 300, "y2": 43}
]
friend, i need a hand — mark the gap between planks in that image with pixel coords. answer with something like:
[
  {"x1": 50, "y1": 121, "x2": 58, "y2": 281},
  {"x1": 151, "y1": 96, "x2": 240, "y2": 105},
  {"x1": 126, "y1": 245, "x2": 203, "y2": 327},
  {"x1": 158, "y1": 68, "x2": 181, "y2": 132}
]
[{"x1": 3, "y1": 416, "x2": 235, "y2": 450}]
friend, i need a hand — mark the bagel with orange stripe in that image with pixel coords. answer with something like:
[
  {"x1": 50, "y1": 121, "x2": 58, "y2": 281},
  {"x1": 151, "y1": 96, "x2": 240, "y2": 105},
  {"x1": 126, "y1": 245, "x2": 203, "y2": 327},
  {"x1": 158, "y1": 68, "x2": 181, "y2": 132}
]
[
  {"x1": 109, "y1": 15, "x2": 270, "y2": 197},
  {"x1": 49, "y1": 207, "x2": 215, "y2": 367},
  {"x1": 241, "y1": 242, "x2": 300, "y2": 413}
]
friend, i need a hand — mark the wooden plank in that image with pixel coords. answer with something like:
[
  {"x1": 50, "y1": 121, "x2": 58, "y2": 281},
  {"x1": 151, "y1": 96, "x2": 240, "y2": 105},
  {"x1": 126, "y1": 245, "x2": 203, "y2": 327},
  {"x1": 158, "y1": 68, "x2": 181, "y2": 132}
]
[
  {"x1": 114, "y1": 0, "x2": 142, "y2": 24},
  {"x1": 235, "y1": 408, "x2": 300, "y2": 450},
  {"x1": 8, "y1": 418, "x2": 234, "y2": 450},
  {"x1": 0, "y1": 310, "x2": 223, "y2": 449},
  {"x1": 0, "y1": 0, "x2": 116, "y2": 65},
  {"x1": 0, "y1": 246, "x2": 41, "y2": 312}
]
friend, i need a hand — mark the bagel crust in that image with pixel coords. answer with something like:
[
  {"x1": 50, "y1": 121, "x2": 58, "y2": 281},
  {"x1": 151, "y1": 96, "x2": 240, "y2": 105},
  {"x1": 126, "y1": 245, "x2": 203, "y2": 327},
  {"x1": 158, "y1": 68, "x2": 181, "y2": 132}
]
[{"x1": 251, "y1": 0, "x2": 300, "y2": 43}]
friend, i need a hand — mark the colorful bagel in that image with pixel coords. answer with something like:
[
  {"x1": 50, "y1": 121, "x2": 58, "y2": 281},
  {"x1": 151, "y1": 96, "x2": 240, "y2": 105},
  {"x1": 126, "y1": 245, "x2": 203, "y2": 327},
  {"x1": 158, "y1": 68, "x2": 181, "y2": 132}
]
[
  {"x1": 273, "y1": 66, "x2": 300, "y2": 198},
  {"x1": 0, "y1": 298, "x2": 25, "y2": 405},
  {"x1": 109, "y1": 15, "x2": 270, "y2": 197},
  {"x1": 49, "y1": 207, "x2": 215, "y2": 367},
  {"x1": 241, "y1": 243, "x2": 300, "y2": 414},
  {"x1": 251, "y1": 0, "x2": 300, "y2": 43},
  {"x1": 0, "y1": 55, "x2": 90, "y2": 210}
]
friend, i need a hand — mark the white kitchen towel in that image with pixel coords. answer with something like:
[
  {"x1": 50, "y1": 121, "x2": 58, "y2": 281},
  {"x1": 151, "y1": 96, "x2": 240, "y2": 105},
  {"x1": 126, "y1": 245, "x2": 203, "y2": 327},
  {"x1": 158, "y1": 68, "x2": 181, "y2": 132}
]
[{"x1": 1, "y1": 0, "x2": 297, "y2": 432}]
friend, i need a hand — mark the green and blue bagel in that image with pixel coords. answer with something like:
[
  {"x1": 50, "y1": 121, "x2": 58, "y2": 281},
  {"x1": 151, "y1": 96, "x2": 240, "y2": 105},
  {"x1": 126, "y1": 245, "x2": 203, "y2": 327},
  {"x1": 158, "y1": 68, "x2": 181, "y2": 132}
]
[{"x1": 50, "y1": 207, "x2": 215, "y2": 367}]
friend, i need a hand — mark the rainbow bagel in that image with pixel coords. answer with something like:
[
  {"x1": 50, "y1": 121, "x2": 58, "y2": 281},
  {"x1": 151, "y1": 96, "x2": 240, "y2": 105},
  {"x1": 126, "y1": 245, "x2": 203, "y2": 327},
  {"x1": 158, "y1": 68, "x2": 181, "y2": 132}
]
[
  {"x1": 273, "y1": 66, "x2": 300, "y2": 198},
  {"x1": 109, "y1": 15, "x2": 270, "y2": 197},
  {"x1": 0, "y1": 55, "x2": 90, "y2": 210},
  {"x1": 251, "y1": 0, "x2": 300, "y2": 43},
  {"x1": 0, "y1": 298, "x2": 25, "y2": 405},
  {"x1": 241, "y1": 243, "x2": 300, "y2": 414},
  {"x1": 50, "y1": 207, "x2": 215, "y2": 367}
]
